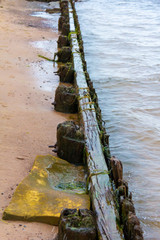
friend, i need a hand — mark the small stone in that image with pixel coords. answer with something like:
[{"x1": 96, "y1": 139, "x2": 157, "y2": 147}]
[{"x1": 17, "y1": 157, "x2": 25, "y2": 160}]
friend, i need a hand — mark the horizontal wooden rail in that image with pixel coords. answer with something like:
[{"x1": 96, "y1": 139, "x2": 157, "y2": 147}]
[{"x1": 68, "y1": 2, "x2": 123, "y2": 240}]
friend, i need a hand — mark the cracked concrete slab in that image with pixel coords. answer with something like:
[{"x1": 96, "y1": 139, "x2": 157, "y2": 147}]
[{"x1": 3, "y1": 155, "x2": 90, "y2": 225}]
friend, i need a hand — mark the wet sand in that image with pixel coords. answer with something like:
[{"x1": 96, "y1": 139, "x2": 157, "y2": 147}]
[{"x1": 0, "y1": 0, "x2": 67, "y2": 239}]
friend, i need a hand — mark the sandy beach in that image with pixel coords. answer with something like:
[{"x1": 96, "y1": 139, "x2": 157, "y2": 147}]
[{"x1": 0, "y1": 0, "x2": 67, "y2": 239}]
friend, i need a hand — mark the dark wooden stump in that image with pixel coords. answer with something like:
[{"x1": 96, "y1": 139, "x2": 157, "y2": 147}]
[
  {"x1": 57, "y1": 47, "x2": 72, "y2": 63},
  {"x1": 124, "y1": 212, "x2": 143, "y2": 240},
  {"x1": 120, "y1": 198, "x2": 143, "y2": 240},
  {"x1": 58, "y1": 16, "x2": 65, "y2": 31},
  {"x1": 110, "y1": 156, "x2": 123, "y2": 188},
  {"x1": 60, "y1": 0, "x2": 68, "y2": 8},
  {"x1": 53, "y1": 85, "x2": 78, "y2": 113},
  {"x1": 121, "y1": 198, "x2": 135, "y2": 224},
  {"x1": 60, "y1": 0, "x2": 69, "y2": 15},
  {"x1": 58, "y1": 209, "x2": 97, "y2": 240},
  {"x1": 58, "y1": 35, "x2": 70, "y2": 48},
  {"x1": 62, "y1": 22, "x2": 70, "y2": 36},
  {"x1": 117, "y1": 181, "x2": 129, "y2": 200},
  {"x1": 57, "y1": 63, "x2": 74, "y2": 83},
  {"x1": 57, "y1": 121, "x2": 85, "y2": 164}
]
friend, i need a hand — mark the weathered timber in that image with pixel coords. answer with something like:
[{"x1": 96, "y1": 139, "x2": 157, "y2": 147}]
[
  {"x1": 58, "y1": 208, "x2": 97, "y2": 240},
  {"x1": 121, "y1": 198, "x2": 135, "y2": 223},
  {"x1": 57, "y1": 63, "x2": 74, "y2": 83},
  {"x1": 68, "y1": 3, "x2": 123, "y2": 240},
  {"x1": 124, "y1": 212, "x2": 143, "y2": 240},
  {"x1": 60, "y1": 0, "x2": 69, "y2": 12},
  {"x1": 57, "y1": 35, "x2": 70, "y2": 48},
  {"x1": 53, "y1": 85, "x2": 78, "y2": 113},
  {"x1": 57, "y1": 121, "x2": 85, "y2": 164},
  {"x1": 58, "y1": 16, "x2": 65, "y2": 30},
  {"x1": 62, "y1": 22, "x2": 70, "y2": 36},
  {"x1": 110, "y1": 156, "x2": 123, "y2": 188},
  {"x1": 57, "y1": 46, "x2": 72, "y2": 63},
  {"x1": 60, "y1": 1, "x2": 69, "y2": 24},
  {"x1": 120, "y1": 198, "x2": 143, "y2": 240}
]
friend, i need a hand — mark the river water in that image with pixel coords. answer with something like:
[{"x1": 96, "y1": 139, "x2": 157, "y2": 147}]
[{"x1": 75, "y1": 0, "x2": 160, "y2": 239}]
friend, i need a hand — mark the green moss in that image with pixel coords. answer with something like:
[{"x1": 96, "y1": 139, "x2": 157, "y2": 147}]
[
  {"x1": 56, "y1": 181, "x2": 86, "y2": 193},
  {"x1": 68, "y1": 215, "x2": 94, "y2": 229}
]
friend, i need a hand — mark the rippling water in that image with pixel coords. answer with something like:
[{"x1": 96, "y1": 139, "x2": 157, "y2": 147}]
[{"x1": 75, "y1": 0, "x2": 160, "y2": 239}]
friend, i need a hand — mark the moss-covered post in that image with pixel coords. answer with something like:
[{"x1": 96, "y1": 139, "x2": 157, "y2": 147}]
[{"x1": 58, "y1": 209, "x2": 97, "y2": 240}]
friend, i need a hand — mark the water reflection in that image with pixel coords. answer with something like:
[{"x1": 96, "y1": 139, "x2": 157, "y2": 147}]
[{"x1": 75, "y1": 0, "x2": 160, "y2": 239}]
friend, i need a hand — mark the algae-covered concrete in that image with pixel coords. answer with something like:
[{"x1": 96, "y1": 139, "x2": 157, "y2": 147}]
[{"x1": 3, "y1": 155, "x2": 90, "y2": 225}]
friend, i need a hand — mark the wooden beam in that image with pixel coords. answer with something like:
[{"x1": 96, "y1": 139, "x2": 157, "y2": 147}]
[{"x1": 68, "y1": 2, "x2": 123, "y2": 240}]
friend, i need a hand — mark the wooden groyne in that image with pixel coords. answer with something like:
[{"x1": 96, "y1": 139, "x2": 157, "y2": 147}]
[
  {"x1": 68, "y1": 2, "x2": 122, "y2": 240},
  {"x1": 53, "y1": 0, "x2": 144, "y2": 239}
]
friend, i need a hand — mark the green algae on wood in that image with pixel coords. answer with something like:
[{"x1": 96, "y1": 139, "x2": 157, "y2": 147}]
[
  {"x1": 58, "y1": 209, "x2": 97, "y2": 240},
  {"x1": 68, "y1": 2, "x2": 123, "y2": 239},
  {"x1": 57, "y1": 121, "x2": 85, "y2": 164},
  {"x1": 3, "y1": 155, "x2": 90, "y2": 225},
  {"x1": 54, "y1": 85, "x2": 78, "y2": 113}
]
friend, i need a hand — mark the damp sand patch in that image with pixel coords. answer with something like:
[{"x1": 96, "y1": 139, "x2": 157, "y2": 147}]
[{"x1": 3, "y1": 155, "x2": 90, "y2": 225}]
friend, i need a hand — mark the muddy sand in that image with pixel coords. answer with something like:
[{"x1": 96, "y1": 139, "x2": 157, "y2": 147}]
[{"x1": 0, "y1": 0, "x2": 69, "y2": 239}]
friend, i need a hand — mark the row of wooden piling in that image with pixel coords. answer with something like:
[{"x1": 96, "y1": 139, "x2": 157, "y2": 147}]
[{"x1": 53, "y1": 0, "x2": 144, "y2": 239}]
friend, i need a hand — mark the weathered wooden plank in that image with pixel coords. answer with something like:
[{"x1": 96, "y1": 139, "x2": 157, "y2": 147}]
[{"x1": 68, "y1": 3, "x2": 123, "y2": 240}]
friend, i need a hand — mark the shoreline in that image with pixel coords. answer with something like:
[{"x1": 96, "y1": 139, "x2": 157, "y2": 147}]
[{"x1": 0, "y1": 0, "x2": 67, "y2": 239}]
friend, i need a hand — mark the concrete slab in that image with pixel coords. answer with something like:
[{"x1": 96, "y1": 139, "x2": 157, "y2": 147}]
[{"x1": 3, "y1": 155, "x2": 90, "y2": 225}]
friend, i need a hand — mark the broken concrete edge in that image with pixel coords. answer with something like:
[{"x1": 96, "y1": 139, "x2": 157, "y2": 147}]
[
  {"x1": 3, "y1": 212, "x2": 60, "y2": 226},
  {"x1": 55, "y1": 0, "x2": 143, "y2": 239}
]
